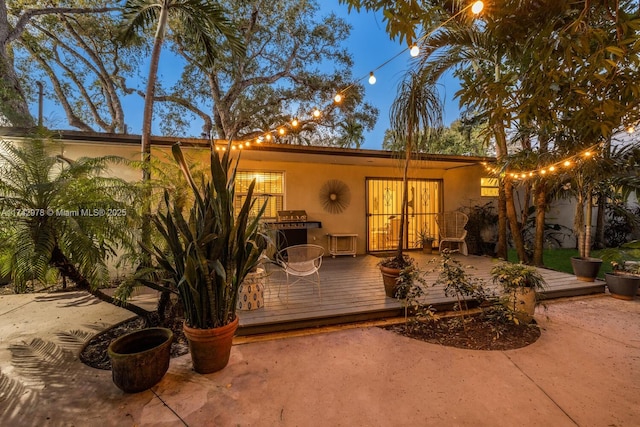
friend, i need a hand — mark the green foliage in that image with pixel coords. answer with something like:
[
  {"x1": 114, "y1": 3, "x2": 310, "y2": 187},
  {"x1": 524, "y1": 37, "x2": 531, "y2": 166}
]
[
  {"x1": 154, "y1": 0, "x2": 378, "y2": 146},
  {"x1": 459, "y1": 201, "x2": 498, "y2": 256},
  {"x1": 381, "y1": 69, "x2": 442, "y2": 266},
  {"x1": 383, "y1": 120, "x2": 488, "y2": 156},
  {"x1": 413, "y1": 228, "x2": 435, "y2": 248},
  {"x1": 394, "y1": 262, "x2": 434, "y2": 327},
  {"x1": 0, "y1": 134, "x2": 139, "y2": 292},
  {"x1": 131, "y1": 143, "x2": 270, "y2": 329},
  {"x1": 431, "y1": 250, "x2": 486, "y2": 318},
  {"x1": 14, "y1": 0, "x2": 135, "y2": 133},
  {"x1": 599, "y1": 240, "x2": 640, "y2": 275},
  {"x1": 490, "y1": 262, "x2": 546, "y2": 292}
]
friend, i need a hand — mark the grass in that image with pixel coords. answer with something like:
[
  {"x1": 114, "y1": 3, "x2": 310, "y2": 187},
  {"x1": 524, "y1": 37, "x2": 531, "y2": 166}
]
[{"x1": 508, "y1": 248, "x2": 612, "y2": 278}]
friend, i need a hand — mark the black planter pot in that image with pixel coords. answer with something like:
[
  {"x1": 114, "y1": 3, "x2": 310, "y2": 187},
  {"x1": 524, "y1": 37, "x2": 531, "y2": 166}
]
[
  {"x1": 605, "y1": 273, "x2": 640, "y2": 300},
  {"x1": 570, "y1": 257, "x2": 603, "y2": 282},
  {"x1": 108, "y1": 327, "x2": 173, "y2": 393}
]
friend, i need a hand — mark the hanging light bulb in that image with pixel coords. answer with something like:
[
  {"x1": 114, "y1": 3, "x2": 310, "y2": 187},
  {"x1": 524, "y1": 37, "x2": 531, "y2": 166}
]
[
  {"x1": 313, "y1": 108, "x2": 322, "y2": 118},
  {"x1": 245, "y1": 141, "x2": 250, "y2": 146},
  {"x1": 549, "y1": 166, "x2": 556, "y2": 172},
  {"x1": 278, "y1": 127, "x2": 285, "y2": 135},
  {"x1": 563, "y1": 160, "x2": 571, "y2": 167},
  {"x1": 627, "y1": 125, "x2": 635, "y2": 133},
  {"x1": 265, "y1": 134, "x2": 272, "y2": 141},
  {"x1": 334, "y1": 93, "x2": 343, "y2": 103},
  {"x1": 471, "y1": 0, "x2": 484, "y2": 14},
  {"x1": 584, "y1": 151, "x2": 592, "y2": 157},
  {"x1": 368, "y1": 72, "x2": 376, "y2": 85},
  {"x1": 410, "y1": 45, "x2": 420, "y2": 57},
  {"x1": 291, "y1": 119, "x2": 299, "y2": 127},
  {"x1": 540, "y1": 169, "x2": 547, "y2": 175}
]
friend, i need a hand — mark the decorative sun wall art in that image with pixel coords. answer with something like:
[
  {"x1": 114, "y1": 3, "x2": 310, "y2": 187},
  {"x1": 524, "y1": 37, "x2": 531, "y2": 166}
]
[{"x1": 319, "y1": 179, "x2": 351, "y2": 214}]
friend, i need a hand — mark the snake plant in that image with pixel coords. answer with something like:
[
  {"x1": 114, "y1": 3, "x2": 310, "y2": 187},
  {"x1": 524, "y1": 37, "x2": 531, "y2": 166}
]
[{"x1": 141, "y1": 142, "x2": 269, "y2": 329}]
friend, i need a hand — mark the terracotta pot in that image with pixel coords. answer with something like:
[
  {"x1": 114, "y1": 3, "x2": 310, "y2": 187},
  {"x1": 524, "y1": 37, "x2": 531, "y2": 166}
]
[
  {"x1": 605, "y1": 273, "x2": 640, "y2": 301},
  {"x1": 570, "y1": 257, "x2": 602, "y2": 282},
  {"x1": 380, "y1": 265, "x2": 401, "y2": 298},
  {"x1": 183, "y1": 316, "x2": 239, "y2": 374},
  {"x1": 108, "y1": 327, "x2": 173, "y2": 393}
]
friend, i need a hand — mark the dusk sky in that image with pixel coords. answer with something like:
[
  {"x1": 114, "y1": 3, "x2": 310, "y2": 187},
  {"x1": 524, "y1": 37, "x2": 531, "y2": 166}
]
[{"x1": 35, "y1": 1, "x2": 463, "y2": 150}]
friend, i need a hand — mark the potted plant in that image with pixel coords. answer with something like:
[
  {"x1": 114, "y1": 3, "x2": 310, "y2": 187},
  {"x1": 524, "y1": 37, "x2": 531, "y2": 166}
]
[
  {"x1": 378, "y1": 70, "x2": 442, "y2": 297},
  {"x1": 600, "y1": 241, "x2": 640, "y2": 300},
  {"x1": 490, "y1": 262, "x2": 546, "y2": 323},
  {"x1": 141, "y1": 142, "x2": 270, "y2": 374},
  {"x1": 414, "y1": 229, "x2": 436, "y2": 254},
  {"x1": 108, "y1": 327, "x2": 174, "y2": 393}
]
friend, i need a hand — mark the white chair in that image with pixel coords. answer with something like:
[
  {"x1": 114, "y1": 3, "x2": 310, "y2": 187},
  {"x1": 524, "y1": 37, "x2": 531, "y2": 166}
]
[
  {"x1": 276, "y1": 244, "x2": 324, "y2": 305},
  {"x1": 435, "y1": 211, "x2": 469, "y2": 255}
]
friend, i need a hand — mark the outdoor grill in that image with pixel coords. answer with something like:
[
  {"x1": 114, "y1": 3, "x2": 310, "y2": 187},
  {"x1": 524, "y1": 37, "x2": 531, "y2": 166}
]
[{"x1": 268, "y1": 210, "x2": 322, "y2": 249}]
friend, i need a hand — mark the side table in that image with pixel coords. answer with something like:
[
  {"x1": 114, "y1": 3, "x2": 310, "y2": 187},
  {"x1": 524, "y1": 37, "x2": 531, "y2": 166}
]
[{"x1": 327, "y1": 233, "x2": 357, "y2": 258}]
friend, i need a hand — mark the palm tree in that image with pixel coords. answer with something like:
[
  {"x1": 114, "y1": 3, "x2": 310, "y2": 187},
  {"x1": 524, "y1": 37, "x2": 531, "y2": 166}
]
[
  {"x1": 385, "y1": 69, "x2": 442, "y2": 266},
  {"x1": 119, "y1": 0, "x2": 244, "y2": 247},
  {"x1": 0, "y1": 134, "x2": 146, "y2": 316}
]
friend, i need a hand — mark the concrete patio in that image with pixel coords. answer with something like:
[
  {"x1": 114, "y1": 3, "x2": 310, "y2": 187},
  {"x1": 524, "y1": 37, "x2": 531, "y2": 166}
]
[{"x1": 1, "y1": 289, "x2": 639, "y2": 426}]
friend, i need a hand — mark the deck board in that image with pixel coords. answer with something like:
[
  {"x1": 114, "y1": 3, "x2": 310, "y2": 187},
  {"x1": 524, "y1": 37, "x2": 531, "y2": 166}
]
[{"x1": 237, "y1": 253, "x2": 605, "y2": 335}]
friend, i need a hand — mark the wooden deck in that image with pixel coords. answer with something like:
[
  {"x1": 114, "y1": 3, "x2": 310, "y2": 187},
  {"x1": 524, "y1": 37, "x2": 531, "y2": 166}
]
[{"x1": 237, "y1": 252, "x2": 605, "y2": 336}]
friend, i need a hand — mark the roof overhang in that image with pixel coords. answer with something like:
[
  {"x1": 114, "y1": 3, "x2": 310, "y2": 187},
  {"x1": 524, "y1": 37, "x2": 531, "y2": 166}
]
[{"x1": 0, "y1": 128, "x2": 495, "y2": 170}]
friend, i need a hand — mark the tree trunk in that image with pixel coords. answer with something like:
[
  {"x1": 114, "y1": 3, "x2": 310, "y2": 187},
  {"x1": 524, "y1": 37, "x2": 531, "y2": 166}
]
[
  {"x1": 496, "y1": 181, "x2": 508, "y2": 259},
  {"x1": 492, "y1": 118, "x2": 508, "y2": 260},
  {"x1": 585, "y1": 185, "x2": 593, "y2": 258},
  {"x1": 594, "y1": 194, "x2": 606, "y2": 249},
  {"x1": 50, "y1": 246, "x2": 151, "y2": 319},
  {"x1": 532, "y1": 183, "x2": 547, "y2": 266},
  {"x1": 575, "y1": 191, "x2": 586, "y2": 257},
  {"x1": 395, "y1": 133, "x2": 411, "y2": 262},
  {"x1": 140, "y1": 6, "x2": 169, "y2": 261},
  {"x1": 505, "y1": 178, "x2": 528, "y2": 263},
  {"x1": 0, "y1": 43, "x2": 34, "y2": 127}
]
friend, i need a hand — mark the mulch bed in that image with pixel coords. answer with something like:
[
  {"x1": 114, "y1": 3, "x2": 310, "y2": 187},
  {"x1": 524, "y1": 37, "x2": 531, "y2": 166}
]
[{"x1": 383, "y1": 315, "x2": 541, "y2": 351}]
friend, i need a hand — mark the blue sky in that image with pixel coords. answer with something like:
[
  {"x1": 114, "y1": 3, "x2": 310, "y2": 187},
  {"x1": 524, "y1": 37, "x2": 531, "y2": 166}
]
[
  {"x1": 36, "y1": 1, "x2": 462, "y2": 151},
  {"x1": 328, "y1": 2, "x2": 462, "y2": 149}
]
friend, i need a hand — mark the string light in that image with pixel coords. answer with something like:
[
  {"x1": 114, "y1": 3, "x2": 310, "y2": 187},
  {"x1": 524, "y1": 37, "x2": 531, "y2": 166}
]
[
  {"x1": 213, "y1": 1, "x2": 485, "y2": 151},
  {"x1": 482, "y1": 144, "x2": 601, "y2": 181},
  {"x1": 471, "y1": 0, "x2": 484, "y2": 14}
]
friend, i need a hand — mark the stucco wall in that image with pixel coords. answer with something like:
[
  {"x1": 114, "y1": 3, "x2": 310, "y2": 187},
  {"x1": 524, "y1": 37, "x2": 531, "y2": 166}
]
[
  {"x1": 178, "y1": 152, "x2": 448, "y2": 254},
  {"x1": 13, "y1": 138, "x2": 486, "y2": 256},
  {"x1": 442, "y1": 164, "x2": 489, "y2": 212}
]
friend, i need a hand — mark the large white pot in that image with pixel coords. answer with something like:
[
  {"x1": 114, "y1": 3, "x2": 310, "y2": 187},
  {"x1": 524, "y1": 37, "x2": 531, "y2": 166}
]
[{"x1": 506, "y1": 288, "x2": 536, "y2": 323}]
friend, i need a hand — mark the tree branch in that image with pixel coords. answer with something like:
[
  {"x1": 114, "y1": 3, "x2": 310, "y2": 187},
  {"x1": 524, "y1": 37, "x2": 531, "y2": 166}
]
[{"x1": 8, "y1": 6, "x2": 119, "y2": 44}]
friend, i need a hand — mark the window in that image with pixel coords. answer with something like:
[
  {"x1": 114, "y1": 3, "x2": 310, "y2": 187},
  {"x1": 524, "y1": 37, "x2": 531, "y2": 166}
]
[
  {"x1": 480, "y1": 177, "x2": 499, "y2": 197},
  {"x1": 235, "y1": 171, "x2": 284, "y2": 220}
]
